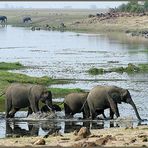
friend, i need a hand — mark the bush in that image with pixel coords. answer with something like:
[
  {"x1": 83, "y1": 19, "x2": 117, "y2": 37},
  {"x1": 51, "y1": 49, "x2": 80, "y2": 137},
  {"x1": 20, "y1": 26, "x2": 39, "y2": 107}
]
[{"x1": 117, "y1": 1, "x2": 148, "y2": 13}]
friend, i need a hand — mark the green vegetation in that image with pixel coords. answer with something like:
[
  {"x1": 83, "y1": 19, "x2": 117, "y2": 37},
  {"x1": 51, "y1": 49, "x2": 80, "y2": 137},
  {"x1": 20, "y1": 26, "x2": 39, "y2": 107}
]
[
  {"x1": 129, "y1": 49, "x2": 148, "y2": 54},
  {"x1": 88, "y1": 63, "x2": 148, "y2": 75},
  {"x1": 0, "y1": 62, "x2": 69, "y2": 100},
  {"x1": 88, "y1": 67, "x2": 104, "y2": 75},
  {"x1": 117, "y1": 1, "x2": 148, "y2": 13},
  {"x1": 138, "y1": 63, "x2": 148, "y2": 72},
  {"x1": 0, "y1": 62, "x2": 85, "y2": 111},
  {"x1": 0, "y1": 62, "x2": 26, "y2": 70},
  {"x1": 49, "y1": 88, "x2": 84, "y2": 98}
]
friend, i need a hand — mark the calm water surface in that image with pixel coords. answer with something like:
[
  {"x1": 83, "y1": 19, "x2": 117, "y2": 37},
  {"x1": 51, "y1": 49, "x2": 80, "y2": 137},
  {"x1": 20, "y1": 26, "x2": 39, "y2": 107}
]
[{"x1": 0, "y1": 25, "x2": 147, "y2": 138}]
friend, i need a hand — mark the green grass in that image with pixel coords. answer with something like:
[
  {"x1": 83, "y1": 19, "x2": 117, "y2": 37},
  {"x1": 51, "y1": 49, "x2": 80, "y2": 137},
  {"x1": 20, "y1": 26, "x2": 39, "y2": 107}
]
[
  {"x1": 88, "y1": 67, "x2": 104, "y2": 75},
  {"x1": 138, "y1": 63, "x2": 148, "y2": 72},
  {"x1": 0, "y1": 87, "x2": 84, "y2": 112},
  {"x1": 0, "y1": 71, "x2": 53, "y2": 85},
  {"x1": 0, "y1": 62, "x2": 84, "y2": 112},
  {"x1": 129, "y1": 49, "x2": 148, "y2": 54},
  {"x1": 49, "y1": 88, "x2": 84, "y2": 98},
  {"x1": 88, "y1": 63, "x2": 148, "y2": 75},
  {"x1": 0, "y1": 62, "x2": 26, "y2": 70}
]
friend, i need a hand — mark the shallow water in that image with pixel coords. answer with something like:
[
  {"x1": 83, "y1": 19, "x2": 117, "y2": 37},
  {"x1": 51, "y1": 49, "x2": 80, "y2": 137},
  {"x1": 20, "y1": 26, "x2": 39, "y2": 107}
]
[
  {"x1": 0, "y1": 25, "x2": 148, "y2": 138},
  {"x1": 0, "y1": 111, "x2": 147, "y2": 139}
]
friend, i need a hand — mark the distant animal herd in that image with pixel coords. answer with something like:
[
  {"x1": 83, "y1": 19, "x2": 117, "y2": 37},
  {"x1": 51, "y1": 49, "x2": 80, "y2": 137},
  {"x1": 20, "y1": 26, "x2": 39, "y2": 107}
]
[{"x1": 0, "y1": 16, "x2": 32, "y2": 24}]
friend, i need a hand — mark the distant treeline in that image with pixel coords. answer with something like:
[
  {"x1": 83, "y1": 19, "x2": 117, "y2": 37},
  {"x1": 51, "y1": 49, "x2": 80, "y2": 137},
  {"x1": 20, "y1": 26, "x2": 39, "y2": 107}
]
[{"x1": 116, "y1": 1, "x2": 148, "y2": 13}]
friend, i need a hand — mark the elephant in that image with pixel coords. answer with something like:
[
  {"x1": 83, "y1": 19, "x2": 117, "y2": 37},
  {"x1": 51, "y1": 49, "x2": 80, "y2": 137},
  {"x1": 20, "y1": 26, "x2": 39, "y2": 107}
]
[
  {"x1": 64, "y1": 92, "x2": 89, "y2": 118},
  {"x1": 41, "y1": 104, "x2": 61, "y2": 113},
  {"x1": 23, "y1": 17, "x2": 32, "y2": 23},
  {"x1": 0, "y1": 16, "x2": 7, "y2": 23},
  {"x1": 5, "y1": 83, "x2": 53, "y2": 118},
  {"x1": 85, "y1": 85, "x2": 142, "y2": 120},
  {"x1": 64, "y1": 92, "x2": 106, "y2": 119}
]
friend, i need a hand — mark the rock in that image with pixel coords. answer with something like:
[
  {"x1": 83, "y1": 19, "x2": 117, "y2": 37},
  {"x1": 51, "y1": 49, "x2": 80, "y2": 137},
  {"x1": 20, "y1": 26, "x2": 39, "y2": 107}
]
[
  {"x1": 72, "y1": 141, "x2": 97, "y2": 148},
  {"x1": 142, "y1": 137, "x2": 148, "y2": 142},
  {"x1": 89, "y1": 134, "x2": 103, "y2": 138},
  {"x1": 95, "y1": 135, "x2": 116, "y2": 145},
  {"x1": 130, "y1": 138, "x2": 137, "y2": 143},
  {"x1": 74, "y1": 127, "x2": 91, "y2": 141},
  {"x1": 77, "y1": 127, "x2": 91, "y2": 138},
  {"x1": 61, "y1": 137, "x2": 70, "y2": 140},
  {"x1": 73, "y1": 130, "x2": 78, "y2": 136},
  {"x1": 33, "y1": 138, "x2": 46, "y2": 145},
  {"x1": 82, "y1": 142, "x2": 98, "y2": 147}
]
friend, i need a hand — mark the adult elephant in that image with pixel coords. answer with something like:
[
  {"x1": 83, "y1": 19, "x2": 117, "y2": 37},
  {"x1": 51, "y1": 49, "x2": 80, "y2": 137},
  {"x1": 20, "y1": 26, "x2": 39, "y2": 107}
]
[
  {"x1": 0, "y1": 16, "x2": 7, "y2": 23},
  {"x1": 5, "y1": 83, "x2": 53, "y2": 118},
  {"x1": 85, "y1": 85, "x2": 142, "y2": 120},
  {"x1": 64, "y1": 92, "x2": 106, "y2": 119},
  {"x1": 23, "y1": 17, "x2": 32, "y2": 23}
]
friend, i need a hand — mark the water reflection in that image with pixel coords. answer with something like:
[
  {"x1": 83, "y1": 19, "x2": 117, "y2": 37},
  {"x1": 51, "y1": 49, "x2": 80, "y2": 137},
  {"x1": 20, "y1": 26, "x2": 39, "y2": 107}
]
[
  {"x1": 0, "y1": 24, "x2": 7, "y2": 28},
  {"x1": 5, "y1": 117, "x2": 146, "y2": 138},
  {"x1": 6, "y1": 120, "x2": 39, "y2": 137},
  {"x1": 5, "y1": 120, "x2": 61, "y2": 138}
]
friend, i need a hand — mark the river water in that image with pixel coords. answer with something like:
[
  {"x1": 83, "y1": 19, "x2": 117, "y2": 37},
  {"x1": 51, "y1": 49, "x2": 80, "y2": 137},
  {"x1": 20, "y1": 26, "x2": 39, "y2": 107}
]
[{"x1": 0, "y1": 25, "x2": 147, "y2": 138}]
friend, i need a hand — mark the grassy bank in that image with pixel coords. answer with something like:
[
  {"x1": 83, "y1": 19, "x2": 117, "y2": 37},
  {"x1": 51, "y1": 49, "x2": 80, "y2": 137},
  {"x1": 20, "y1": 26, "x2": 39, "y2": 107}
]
[
  {"x1": 0, "y1": 62, "x2": 84, "y2": 111},
  {"x1": 88, "y1": 63, "x2": 148, "y2": 75}
]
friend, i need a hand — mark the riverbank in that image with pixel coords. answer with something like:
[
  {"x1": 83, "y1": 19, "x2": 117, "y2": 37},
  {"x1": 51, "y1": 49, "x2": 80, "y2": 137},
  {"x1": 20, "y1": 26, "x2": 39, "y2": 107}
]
[
  {"x1": 0, "y1": 9, "x2": 148, "y2": 38},
  {"x1": 0, "y1": 125, "x2": 147, "y2": 147}
]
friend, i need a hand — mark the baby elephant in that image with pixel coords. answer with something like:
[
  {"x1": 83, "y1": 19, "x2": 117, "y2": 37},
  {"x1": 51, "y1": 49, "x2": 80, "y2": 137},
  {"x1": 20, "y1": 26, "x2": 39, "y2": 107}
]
[
  {"x1": 64, "y1": 92, "x2": 89, "y2": 118},
  {"x1": 41, "y1": 104, "x2": 61, "y2": 113}
]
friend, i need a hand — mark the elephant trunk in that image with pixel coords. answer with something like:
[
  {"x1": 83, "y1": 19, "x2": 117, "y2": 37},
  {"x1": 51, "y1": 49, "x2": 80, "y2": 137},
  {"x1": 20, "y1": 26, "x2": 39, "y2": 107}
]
[
  {"x1": 45, "y1": 100, "x2": 53, "y2": 111},
  {"x1": 129, "y1": 99, "x2": 142, "y2": 120}
]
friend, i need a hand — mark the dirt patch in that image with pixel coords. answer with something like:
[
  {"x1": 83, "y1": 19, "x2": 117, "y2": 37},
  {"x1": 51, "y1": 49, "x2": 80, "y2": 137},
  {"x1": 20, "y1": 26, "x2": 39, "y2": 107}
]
[{"x1": 0, "y1": 125, "x2": 147, "y2": 147}]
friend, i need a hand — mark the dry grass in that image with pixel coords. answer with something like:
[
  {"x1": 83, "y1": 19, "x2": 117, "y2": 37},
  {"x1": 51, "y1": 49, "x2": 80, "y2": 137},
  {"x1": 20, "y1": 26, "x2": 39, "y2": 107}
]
[{"x1": 0, "y1": 9, "x2": 148, "y2": 33}]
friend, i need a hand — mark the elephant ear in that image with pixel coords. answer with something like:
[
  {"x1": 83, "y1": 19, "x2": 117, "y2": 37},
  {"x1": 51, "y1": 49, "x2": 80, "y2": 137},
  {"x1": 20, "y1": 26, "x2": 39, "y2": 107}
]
[
  {"x1": 120, "y1": 89, "x2": 128, "y2": 102},
  {"x1": 111, "y1": 92, "x2": 121, "y2": 104}
]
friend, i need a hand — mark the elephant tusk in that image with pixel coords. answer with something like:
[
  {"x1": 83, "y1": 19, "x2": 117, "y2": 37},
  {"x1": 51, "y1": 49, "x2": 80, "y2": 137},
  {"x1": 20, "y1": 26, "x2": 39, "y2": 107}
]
[{"x1": 46, "y1": 104, "x2": 52, "y2": 111}]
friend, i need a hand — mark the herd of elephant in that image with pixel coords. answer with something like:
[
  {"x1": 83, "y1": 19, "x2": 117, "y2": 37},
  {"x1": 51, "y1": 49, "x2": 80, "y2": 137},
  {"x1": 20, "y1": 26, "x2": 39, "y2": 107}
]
[
  {"x1": 4, "y1": 83, "x2": 143, "y2": 121},
  {"x1": 0, "y1": 16, "x2": 31, "y2": 23}
]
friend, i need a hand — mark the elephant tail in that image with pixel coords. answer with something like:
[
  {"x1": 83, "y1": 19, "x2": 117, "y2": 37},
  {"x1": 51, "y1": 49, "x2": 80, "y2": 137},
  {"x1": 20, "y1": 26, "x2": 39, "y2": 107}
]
[{"x1": 80, "y1": 99, "x2": 87, "y2": 112}]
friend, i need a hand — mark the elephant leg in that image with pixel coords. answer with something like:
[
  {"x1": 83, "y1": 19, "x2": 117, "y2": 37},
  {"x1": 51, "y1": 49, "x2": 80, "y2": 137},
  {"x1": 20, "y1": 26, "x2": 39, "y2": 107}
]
[
  {"x1": 89, "y1": 108, "x2": 96, "y2": 119},
  {"x1": 64, "y1": 103, "x2": 72, "y2": 117},
  {"x1": 110, "y1": 103, "x2": 120, "y2": 119},
  {"x1": 102, "y1": 112, "x2": 107, "y2": 119},
  {"x1": 9, "y1": 108, "x2": 20, "y2": 118},
  {"x1": 88, "y1": 104, "x2": 96, "y2": 119},
  {"x1": 110, "y1": 108, "x2": 114, "y2": 119},
  {"x1": 82, "y1": 102, "x2": 90, "y2": 119},
  {"x1": 5, "y1": 99, "x2": 12, "y2": 118},
  {"x1": 27, "y1": 107, "x2": 33, "y2": 117},
  {"x1": 30, "y1": 100, "x2": 39, "y2": 113}
]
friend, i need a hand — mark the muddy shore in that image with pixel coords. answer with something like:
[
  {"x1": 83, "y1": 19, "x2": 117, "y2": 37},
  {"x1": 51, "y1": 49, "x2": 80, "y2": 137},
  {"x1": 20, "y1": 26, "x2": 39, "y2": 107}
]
[{"x1": 0, "y1": 125, "x2": 147, "y2": 147}]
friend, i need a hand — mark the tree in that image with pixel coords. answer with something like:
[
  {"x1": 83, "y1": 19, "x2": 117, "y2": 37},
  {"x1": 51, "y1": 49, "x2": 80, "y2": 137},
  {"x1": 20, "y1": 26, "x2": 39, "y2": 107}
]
[{"x1": 144, "y1": 1, "x2": 148, "y2": 11}]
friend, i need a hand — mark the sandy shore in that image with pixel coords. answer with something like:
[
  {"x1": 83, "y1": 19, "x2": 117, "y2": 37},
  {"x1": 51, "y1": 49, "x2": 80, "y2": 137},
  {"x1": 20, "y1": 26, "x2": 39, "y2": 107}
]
[{"x1": 0, "y1": 125, "x2": 147, "y2": 147}]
